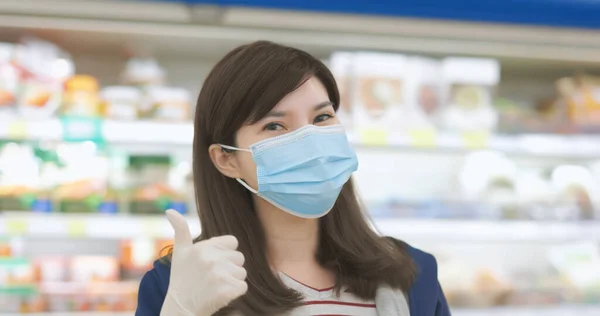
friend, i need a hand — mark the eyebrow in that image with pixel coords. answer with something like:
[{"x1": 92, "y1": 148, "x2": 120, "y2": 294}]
[{"x1": 264, "y1": 101, "x2": 334, "y2": 118}]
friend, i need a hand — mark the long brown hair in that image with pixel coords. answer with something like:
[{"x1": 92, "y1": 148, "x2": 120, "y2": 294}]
[{"x1": 187, "y1": 41, "x2": 415, "y2": 315}]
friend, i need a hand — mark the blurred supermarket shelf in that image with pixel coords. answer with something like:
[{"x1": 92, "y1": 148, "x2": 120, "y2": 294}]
[
  {"x1": 0, "y1": 212, "x2": 200, "y2": 239},
  {"x1": 2, "y1": 118, "x2": 600, "y2": 159},
  {"x1": 2, "y1": 1, "x2": 600, "y2": 64},
  {"x1": 374, "y1": 219, "x2": 600, "y2": 243},
  {"x1": 453, "y1": 305, "x2": 600, "y2": 316},
  {"x1": 2, "y1": 212, "x2": 600, "y2": 242}
]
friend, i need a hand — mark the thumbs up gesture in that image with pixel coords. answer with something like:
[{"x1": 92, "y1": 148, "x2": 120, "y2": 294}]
[{"x1": 161, "y1": 209, "x2": 247, "y2": 316}]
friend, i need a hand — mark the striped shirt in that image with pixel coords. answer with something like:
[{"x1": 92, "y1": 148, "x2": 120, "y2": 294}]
[{"x1": 279, "y1": 272, "x2": 378, "y2": 316}]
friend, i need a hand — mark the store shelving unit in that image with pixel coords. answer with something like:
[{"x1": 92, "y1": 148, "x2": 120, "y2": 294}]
[
  {"x1": 2, "y1": 117, "x2": 600, "y2": 158},
  {"x1": 1, "y1": 0, "x2": 600, "y2": 315},
  {"x1": 2, "y1": 212, "x2": 599, "y2": 243}
]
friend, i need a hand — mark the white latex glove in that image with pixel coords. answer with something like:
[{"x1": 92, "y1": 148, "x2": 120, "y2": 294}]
[{"x1": 161, "y1": 209, "x2": 247, "y2": 316}]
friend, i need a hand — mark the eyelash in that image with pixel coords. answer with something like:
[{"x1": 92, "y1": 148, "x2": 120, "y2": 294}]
[{"x1": 261, "y1": 113, "x2": 335, "y2": 131}]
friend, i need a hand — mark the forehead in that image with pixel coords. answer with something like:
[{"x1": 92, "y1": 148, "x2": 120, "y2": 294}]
[{"x1": 271, "y1": 77, "x2": 329, "y2": 112}]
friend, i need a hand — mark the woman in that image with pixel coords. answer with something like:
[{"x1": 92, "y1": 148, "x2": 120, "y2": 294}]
[{"x1": 136, "y1": 41, "x2": 450, "y2": 316}]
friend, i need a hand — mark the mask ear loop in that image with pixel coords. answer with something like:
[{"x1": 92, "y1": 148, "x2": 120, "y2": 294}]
[
  {"x1": 218, "y1": 144, "x2": 257, "y2": 193},
  {"x1": 219, "y1": 144, "x2": 251, "y2": 153}
]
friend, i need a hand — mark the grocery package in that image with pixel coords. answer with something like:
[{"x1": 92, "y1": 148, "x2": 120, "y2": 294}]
[
  {"x1": 53, "y1": 143, "x2": 117, "y2": 214},
  {"x1": 329, "y1": 52, "x2": 354, "y2": 127},
  {"x1": 0, "y1": 42, "x2": 18, "y2": 112},
  {"x1": 142, "y1": 86, "x2": 192, "y2": 121},
  {"x1": 551, "y1": 165, "x2": 599, "y2": 220},
  {"x1": 458, "y1": 151, "x2": 519, "y2": 218},
  {"x1": 0, "y1": 143, "x2": 51, "y2": 212},
  {"x1": 440, "y1": 57, "x2": 500, "y2": 132},
  {"x1": 35, "y1": 257, "x2": 68, "y2": 283},
  {"x1": 101, "y1": 86, "x2": 141, "y2": 120},
  {"x1": 70, "y1": 256, "x2": 119, "y2": 283},
  {"x1": 404, "y1": 56, "x2": 442, "y2": 130},
  {"x1": 128, "y1": 155, "x2": 187, "y2": 214},
  {"x1": 121, "y1": 57, "x2": 165, "y2": 88},
  {"x1": 61, "y1": 75, "x2": 101, "y2": 117},
  {"x1": 556, "y1": 74, "x2": 600, "y2": 132},
  {"x1": 14, "y1": 38, "x2": 74, "y2": 119},
  {"x1": 548, "y1": 243, "x2": 600, "y2": 303},
  {"x1": 438, "y1": 257, "x2": 513, "y2": 307},
  {"x1": 120, "y1": 238, "x2": 173, "y2": 278},
  {"x1": 350, "y1": 52, "x2": 407, "y2": 133}
]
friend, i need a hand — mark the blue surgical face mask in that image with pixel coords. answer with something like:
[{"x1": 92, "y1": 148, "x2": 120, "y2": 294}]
[{"x1": 220, "y1": 124, "x2": 358, "y2": 218}]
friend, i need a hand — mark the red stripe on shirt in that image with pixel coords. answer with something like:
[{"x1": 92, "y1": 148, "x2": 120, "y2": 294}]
[{"x1": 303, "y1": 300, "x2": 377, "y2": 308}]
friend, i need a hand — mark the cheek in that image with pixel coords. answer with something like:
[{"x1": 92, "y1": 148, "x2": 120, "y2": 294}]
[{"x1": 237, "y1": 153, "x2": 259, "y2": 188}]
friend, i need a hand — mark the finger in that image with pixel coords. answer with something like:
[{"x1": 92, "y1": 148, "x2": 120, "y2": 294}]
[
  {"x1": 230, "y1": 279, "x2": 248, "y2": 297},
  {"x1": 223, "y1": 250, "x2": 245, "y2": 267},
  {"x1": 209, "y1": 235, "x2": 239, "y2": 250},
  {"x1": 227, "y1": 265, "x2": 247, "y2": 281},
  {"x1": 166, "y1": 209, "x2": 192, "y2": 248}
]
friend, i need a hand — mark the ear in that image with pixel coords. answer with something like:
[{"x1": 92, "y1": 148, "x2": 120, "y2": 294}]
[{"x1": 208, "y1": 144, "x2": 242, "y2": 179}]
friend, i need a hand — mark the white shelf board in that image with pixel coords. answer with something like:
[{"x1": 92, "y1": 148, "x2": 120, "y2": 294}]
[
  {"x1": 374, "y1": 219, "x2": 600, "y2": 243},
  {"x1": 0, "y1": 212, "x2": 200, "y2": 240},
  {"x1": 1, "y1": 2, "x2": 600, "y2": 63},
  {"x1": 2, "y1": 118, "x2": 599, "y2": 159},
  {"x1": 2, "y1": 212, "x2": 599, "y2": 242}
]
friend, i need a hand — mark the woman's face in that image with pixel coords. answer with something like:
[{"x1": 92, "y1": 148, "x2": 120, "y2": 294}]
[{"x1": 227, "y1": 76, "x2": 339, "y2": 189}]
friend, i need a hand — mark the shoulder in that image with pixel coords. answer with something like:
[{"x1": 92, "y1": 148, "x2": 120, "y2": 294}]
[
  {"x1": 387, "y1": 238, "x2": 451, "y2": 316},
  {"x1": 135, "y1": 259, "x2": 172, "y2": 316}
]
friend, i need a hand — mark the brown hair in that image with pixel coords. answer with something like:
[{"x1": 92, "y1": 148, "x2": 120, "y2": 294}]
[{"x1": 186, "y1": 41, "x2": 415, "y2": 315}]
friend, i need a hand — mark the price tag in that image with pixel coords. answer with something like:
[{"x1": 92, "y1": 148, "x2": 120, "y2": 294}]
[
  {"x1": 408, "y1": 128, "x2": 436, "y2": 148},
  {"x1": 5, "y1": 219, "x2": 27, "y2": 236},
  {"x1": 359, "y1": 128, "x2": 388, "y2": 146},
  {"x1": 462, "y1": 131, "x2": 490, "y2": 149},
  {"x1": 66, "y1": 219, "x2": 87, "y2": 237},
  {"x1": 61, "y1": 117, "x2": 103, "y2": 142},
  {"x1": 8, "y1": 120, "x2": 27, "y2": 140}
]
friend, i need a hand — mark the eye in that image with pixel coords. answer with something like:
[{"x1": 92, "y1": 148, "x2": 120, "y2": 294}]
[
  {"x1": 262, "y1": 122, "x2": 285, "y2": 131},
  {"x1": 314, "y1": 113, "x2": 334, "y2": 124}
]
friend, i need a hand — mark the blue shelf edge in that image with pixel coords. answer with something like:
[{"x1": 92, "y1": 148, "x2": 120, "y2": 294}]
[{"x1": 152, "y1": 0, "x2": 600, "y2": 30}]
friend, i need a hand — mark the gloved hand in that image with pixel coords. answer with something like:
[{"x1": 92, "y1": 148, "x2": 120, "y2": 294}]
[{"x1": 161, "y1": 209, "x2": 247, "y2": 316}]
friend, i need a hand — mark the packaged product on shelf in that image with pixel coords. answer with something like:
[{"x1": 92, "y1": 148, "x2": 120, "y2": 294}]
[
  {"x1": 557, "y1": 75, "x2": 600, "y2": 132},
  {"x1": 551, "y1": 165, "x2": 598, "y2": 220},
  {"x1": 121, "y1": 57, "x2": 165, "y2": 88},
  {"x1": 35, "y1": 257, "x2": 68, "y2": 283},
  {"x1": 439, "y1": 57, "x2": 500, "y2": 132},
  {"x1": 438, "y1": 258, "x2": 513, "y2": 307},
  {"x1": 61, "y1": 75, "x2": 101, "y2": 117},
  {"x1": 70, "y1": 256, "x2": 119, "y2": 283},
  {"x1": 350, "y1": 52, "x2": 407, "y2": 134},
  {"x1": 329, "y1": 51, "x2": 354, "y2": 127},
  {"x1": 548, "y1": 243, "x2": 600, "y2": 303},
  {"x1": 129, "y1": 155, "x2": 188, "y2": 214},
  {"x1": 0, "y1": 238, "x2": 11, "y2": 257},
  {"x1": 0, "y1": 42, "x2": 18, "y2": 113},
  {"x1": 405, "y1": 56, "x2": 442, "y2": 130},
  {"x1": 0, "y1": 257, "x2": 35, "y2": 286},
  {"x1": 53, "y1": 143, "x2": 116, "y2": 213},
  {"x1": 458, "y1": 151, "x2": 520, "y2": 219},
  {"x1": 0, "y1": 143, "x2": 51, "y2": 212},
  {"x1": 14, "y1": 38, "x2": 74, "y2": 119},
  {"x1": 143, "y1": 86, "x2": 192, "y2": 121},
  {"x1": 101, "y1": 86, "x2": 141, "y2": 120},
  {"x1": 120, "y1": 239, "x2": 156, "y2": 278}
]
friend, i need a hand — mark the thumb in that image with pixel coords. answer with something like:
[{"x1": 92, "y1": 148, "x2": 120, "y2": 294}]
[{"x1": 166, "y1": 209, "x2": 192, "y2": 249}]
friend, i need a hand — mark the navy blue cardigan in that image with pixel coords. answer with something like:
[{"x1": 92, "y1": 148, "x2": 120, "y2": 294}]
[{"x1": 136, "y1": 244, "x2": 451, "y2": 316}]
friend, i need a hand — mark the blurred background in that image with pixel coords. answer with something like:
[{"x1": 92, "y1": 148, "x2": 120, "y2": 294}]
[{"x1": 0, "y1": 0, "x2": 600, "y2": 315}]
